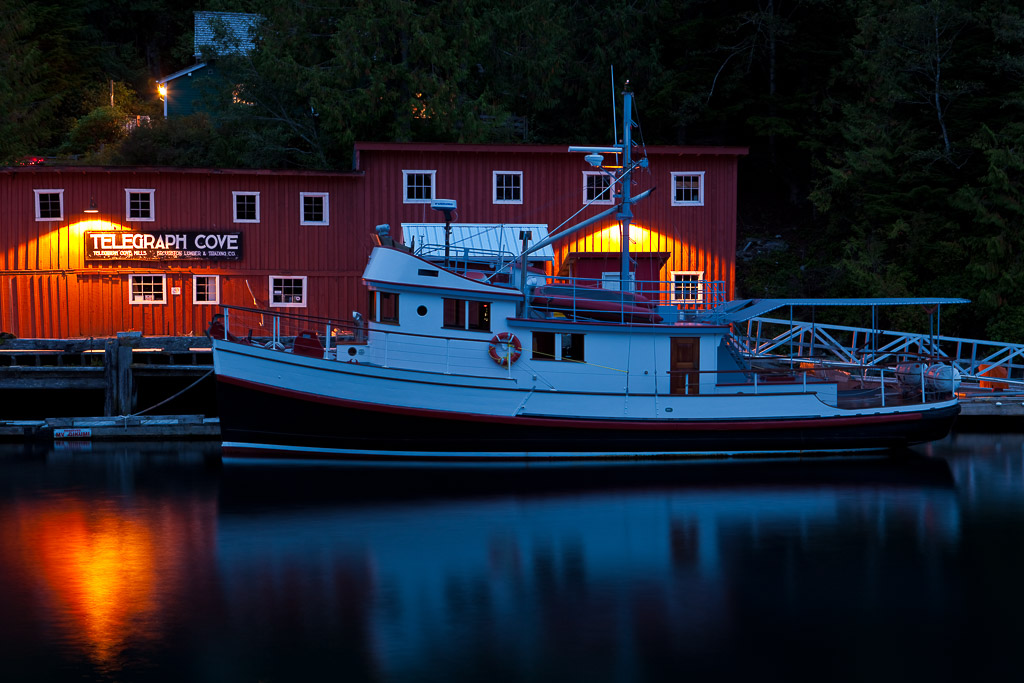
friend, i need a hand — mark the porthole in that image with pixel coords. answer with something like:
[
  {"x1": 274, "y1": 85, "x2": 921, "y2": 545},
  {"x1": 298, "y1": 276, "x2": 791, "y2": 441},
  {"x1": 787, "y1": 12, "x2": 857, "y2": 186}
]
[
  {"x1": 417, "y1": 305, "x2": 428, "y2": 316},
  {"x1": 347, "y1": 347, "x2": 358, "y2": 357}
]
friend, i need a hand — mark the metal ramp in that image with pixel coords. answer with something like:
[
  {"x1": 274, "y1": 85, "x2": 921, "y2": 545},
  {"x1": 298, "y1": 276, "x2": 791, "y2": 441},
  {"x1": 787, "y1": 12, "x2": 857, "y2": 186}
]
[{"x1": 736, "y1": 316, "x2": 1024, "y2": 388}]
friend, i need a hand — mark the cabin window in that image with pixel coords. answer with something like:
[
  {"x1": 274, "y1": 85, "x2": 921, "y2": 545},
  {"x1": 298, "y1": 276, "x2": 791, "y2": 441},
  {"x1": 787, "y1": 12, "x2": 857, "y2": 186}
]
[
  {"x1": 193, "y1": 275, "x2": 220, "y2": 304},
  {"x1": 671, "y1": 172, "x2": 705, "y2": 206},
  {"x1": 270, "y1": 275, "x2": 307, "y2": 307},
  {"x1": 443, "y1": 299, "x2": 491, "y2": 331},
  {"x1": 562, "y1": 333, "x2": 585, "y2": 361},
  {"x1": 670, "y1": 271, "x2": 704, "y2": 304},
  {"x1": 532, "y1": 332, "x2": 556, "y2": 360},
  {"x1": 379, "y1": 292, "x2": 399, "y2": 323},
  {"x1": 130, "y1": 274, "x2": 166, "y2": 304},
  {"x1": 532, "y1": 332, "x2": 585, "y2": 362},
  {"x1": 233, "y1": 192, "x2": 260, "y2": 223},
  {"x1": 493, "y1": 171, "x2": 522, "y2": 204},
  {"x1": 126, "y1": 189, "x2": 155, "y2": 221},
  {"x1": 443, "y1": 299, "x2": 463, "y2": 328},
  {"x1": 468, "y1": 301, "x2": 490, "y2": 331},
  {"x1": 34, "y1": 189, "x2": 63, "y2": 221},
  {"x1": 300, "y1": 192, "x2": 329, "y2": 225},
  {"x1": 403, "y1": 170, "x2": 435, "y2": 203},
  {"x1": 583, "y1": 172, "x2": 614, "y2": 205}
]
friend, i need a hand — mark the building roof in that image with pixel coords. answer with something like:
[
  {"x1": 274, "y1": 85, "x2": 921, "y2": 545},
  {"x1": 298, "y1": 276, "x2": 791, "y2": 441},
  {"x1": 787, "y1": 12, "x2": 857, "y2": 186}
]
[
  {"x1": 194, "y1": 11, "x2": 261, "y2": 58},
  {"x1": 156, "y1": 62, "x2": 207, "y2": 85},
  {"x1": 0, "y1": 165, "x2": 364, "y2": 178},
  {"x1": 356, "y1": 142, "x2": 749, "y2": 156},
  {"x1": 402, "y1": 223, "x2": 554, "y2": 264}
]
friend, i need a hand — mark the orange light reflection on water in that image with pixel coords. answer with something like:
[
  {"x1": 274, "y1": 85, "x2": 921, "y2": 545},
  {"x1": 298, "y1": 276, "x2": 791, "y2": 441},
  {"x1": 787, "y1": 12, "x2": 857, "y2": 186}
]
[{"x1": 15, "y1": 496, "x2": 178, "y2": 671}]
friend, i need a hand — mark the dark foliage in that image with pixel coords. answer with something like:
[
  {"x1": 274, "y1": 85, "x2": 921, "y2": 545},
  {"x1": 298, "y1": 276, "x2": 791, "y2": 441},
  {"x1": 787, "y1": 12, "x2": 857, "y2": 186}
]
[{"x1": 3, "y1": 0, "x2": 1022, "y2": 339}]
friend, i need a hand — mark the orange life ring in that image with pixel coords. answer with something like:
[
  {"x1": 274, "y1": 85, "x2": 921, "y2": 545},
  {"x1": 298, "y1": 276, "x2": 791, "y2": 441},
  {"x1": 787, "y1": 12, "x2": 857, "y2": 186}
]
[{"x1": 488, "y1": 332, "x2": 522, "y2": 366}]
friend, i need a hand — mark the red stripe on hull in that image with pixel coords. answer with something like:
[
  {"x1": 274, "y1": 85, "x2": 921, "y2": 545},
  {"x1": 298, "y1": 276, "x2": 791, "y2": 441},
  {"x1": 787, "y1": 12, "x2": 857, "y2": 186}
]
[{"x1": 215, "y1": 376, "x2": 959, "y2": 456}]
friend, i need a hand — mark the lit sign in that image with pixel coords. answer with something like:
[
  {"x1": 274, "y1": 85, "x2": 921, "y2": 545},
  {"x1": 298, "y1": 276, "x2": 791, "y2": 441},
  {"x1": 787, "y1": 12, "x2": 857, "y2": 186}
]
[{"x1": 84, "y1": 231, "x2": 243, "y2": 261}]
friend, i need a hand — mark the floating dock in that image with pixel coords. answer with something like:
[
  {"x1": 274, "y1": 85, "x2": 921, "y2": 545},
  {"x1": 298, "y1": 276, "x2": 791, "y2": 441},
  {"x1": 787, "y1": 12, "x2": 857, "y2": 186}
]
[{"x1": 0, "y1": 415, "x2": 221, "y2": 442}]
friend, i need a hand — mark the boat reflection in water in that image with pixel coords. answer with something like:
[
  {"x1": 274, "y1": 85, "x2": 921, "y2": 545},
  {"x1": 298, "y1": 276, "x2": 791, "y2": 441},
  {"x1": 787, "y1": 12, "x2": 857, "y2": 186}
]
[
  {"x1": 0, "y1": 443, "x2": 967, "y2": 681},
  {"x1": 216, "y1": 454, "x2": 960, "y2": 682}
]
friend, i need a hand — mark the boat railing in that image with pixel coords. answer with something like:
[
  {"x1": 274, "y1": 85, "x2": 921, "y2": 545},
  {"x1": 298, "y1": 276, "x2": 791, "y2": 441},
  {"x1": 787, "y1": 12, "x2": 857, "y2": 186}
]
[
  {"x1": 211, "y1": 305, "x2": 366, "y2": 356},
  {"x1": 212, "y1": 306, "x2": 954, "y2": 407},
  {"x1": 739, "y1": 315, "x2": 1024, "y2": 390},
  {"x1": 671, "y1": 362, "x2": 957, "y2": 408},
  {"x1": 529, "y1": 274, "x2": 727, "y2": 322},
  {"x1": 414, "y1": 244, "x2": 520, "y2": 274}
]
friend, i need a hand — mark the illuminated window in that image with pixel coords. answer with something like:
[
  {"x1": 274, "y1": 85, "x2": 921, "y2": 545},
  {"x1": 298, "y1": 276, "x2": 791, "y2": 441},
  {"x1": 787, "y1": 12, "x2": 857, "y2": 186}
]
[
  {"x1": 493, "y1": 171, "x2": 522, "y2": 204},
  {"x1": 403, "y1": 170, "x2": 435, "y2": 203},
  {"x1": 670, "y1": 271, "x2": 704, "y2": 304},
  {"x1": 126, "y1": 189, "x2": 155, "y2": 221},
  {"x1": 130, "y1": 274, "x2": 166, "y2": 304},
  {"x1": 193, "y1": 275, "x2": 220, "y2": 304},
  {"x1": 34, "y1": 189, "x2": 63, "y2": 221},
  {"x1": 583, "y1": 172, "x2": 614, "y2": 205},
  {"x1": 300, "y1": 192, "x2": 328, "y2": 225},
  {"x1": 232, "y1": 85, "x2": 254, "y2": 106},
  {"x1": 671, "y1": 172, "x2": 704, "y2": 206},
  {"x1": 233, "y1": 192, "x2": 259, "y2": 223},
  {"x1": 270, "y1": 275, "x2": 307, "y2": 307}
]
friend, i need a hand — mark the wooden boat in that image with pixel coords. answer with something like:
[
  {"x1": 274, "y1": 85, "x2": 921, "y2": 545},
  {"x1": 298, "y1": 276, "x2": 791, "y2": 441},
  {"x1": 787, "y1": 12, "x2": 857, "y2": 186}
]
[{"x1": 208, "y1": 88, "x2": 962, "y2": 461}]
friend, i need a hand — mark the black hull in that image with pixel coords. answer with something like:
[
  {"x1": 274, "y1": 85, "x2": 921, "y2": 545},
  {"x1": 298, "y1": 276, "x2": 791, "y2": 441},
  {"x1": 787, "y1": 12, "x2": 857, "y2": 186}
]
[{"x1": 215, "y1": 379, "x2": 960, "y2": 459}]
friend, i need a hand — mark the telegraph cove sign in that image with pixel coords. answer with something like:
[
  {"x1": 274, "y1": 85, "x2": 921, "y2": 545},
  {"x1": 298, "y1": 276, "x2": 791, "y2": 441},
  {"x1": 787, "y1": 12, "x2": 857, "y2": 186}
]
[{"x1": 85, "y1": 231, "x2": 243, "y2": 261}]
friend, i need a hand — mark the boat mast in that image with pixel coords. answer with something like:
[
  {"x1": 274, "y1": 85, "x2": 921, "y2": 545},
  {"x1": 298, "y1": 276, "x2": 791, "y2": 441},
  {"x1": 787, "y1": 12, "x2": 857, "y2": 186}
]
[
  {"x1": 567, "y1": 81, "x2": 645, "y2": 291},
  {"x1": 618, "y1": 83, "x2": 634, "y2": 289}
]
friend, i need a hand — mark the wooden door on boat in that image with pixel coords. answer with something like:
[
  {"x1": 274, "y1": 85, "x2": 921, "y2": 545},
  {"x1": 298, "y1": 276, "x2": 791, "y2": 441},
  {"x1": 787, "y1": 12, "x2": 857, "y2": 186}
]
[{"x1": 670, "y1": 337, "x2": 700, "y2": 395}]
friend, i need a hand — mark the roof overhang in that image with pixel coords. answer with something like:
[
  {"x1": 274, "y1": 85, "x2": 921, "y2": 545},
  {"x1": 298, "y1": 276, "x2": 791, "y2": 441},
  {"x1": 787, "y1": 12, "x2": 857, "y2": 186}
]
[
  {"x1": 713, "y1": 297, "x2": 971, "y2": 323},
  {"x1": 156, "y1": 62, "x2": 208, "y2": 85}
]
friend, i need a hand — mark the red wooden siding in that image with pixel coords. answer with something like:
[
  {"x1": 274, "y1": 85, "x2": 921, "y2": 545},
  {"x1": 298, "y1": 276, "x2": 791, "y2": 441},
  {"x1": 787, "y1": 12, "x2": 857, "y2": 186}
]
[
  {"x1": 1, "y1": 143, "x2": 743, "y2": 338},
  {"x1": 1, "y1": 167, "x2": 367, "y2": 337},
  {"x1": 356, "y1": 143, "x2": 742, "y2": 299}
]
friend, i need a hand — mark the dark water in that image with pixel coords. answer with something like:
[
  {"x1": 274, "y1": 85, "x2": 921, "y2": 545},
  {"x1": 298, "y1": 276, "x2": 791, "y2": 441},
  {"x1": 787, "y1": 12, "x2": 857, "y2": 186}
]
[{"x1": 1, "y1": 435, "x2": 1023, "y2": 682}]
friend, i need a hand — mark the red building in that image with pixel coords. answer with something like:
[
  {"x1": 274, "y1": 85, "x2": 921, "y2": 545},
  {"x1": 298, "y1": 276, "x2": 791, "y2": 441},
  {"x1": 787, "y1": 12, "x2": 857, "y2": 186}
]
[{"x1": 0, "y1": 143, "x2": 746, "y2": 338}]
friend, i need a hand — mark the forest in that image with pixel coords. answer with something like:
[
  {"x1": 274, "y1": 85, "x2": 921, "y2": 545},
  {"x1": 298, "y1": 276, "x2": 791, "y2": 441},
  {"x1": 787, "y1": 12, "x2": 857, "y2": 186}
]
[{"x1": 3, "y1": 0, "x2": 1023, "y2": 341}]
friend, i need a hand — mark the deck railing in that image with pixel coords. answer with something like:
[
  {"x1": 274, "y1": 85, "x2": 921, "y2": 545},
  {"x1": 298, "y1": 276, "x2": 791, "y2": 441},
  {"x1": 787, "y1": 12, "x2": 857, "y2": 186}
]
[
  {"x1": 740, "y1": 316, "x2": 1024, "y2": 387},
  {"x1": 213, "y1": 306, "x2": 954, "y2": 408},
  {"x1": 526, "y1": 274, "x2": 727, "y2": 323}
]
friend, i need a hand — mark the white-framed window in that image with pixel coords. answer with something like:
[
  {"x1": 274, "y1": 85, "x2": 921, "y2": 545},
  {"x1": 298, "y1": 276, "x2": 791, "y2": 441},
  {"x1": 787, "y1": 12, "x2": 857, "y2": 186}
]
[
  {"x1": 130, "y1": 274, "x2": 166, "y2": 304},
  {"x1": 270, "y1": 275, "x2": 307, "y2": 307},
  {"x1": 531, "y1": 332, "x2": 585, "y2": 362},
  {"x1": 300, "y1": 192, "x2": 328, "y2": 226},
  {"x1": 583, "y1": 172, "x2": 614, "y2": 205},
  {"x1": 34, "y1": 189, "x2": 64, "y2": 221},
  {"x1": 601, "y1": 271, "x2": 635, "y2": 291},
  {"x1": 126, "y1": 189, "x2": 155, "y2": 221},
  {"x1": 193, "y1": 275, "x2": 220, "y2": 304},
  {"x1": 671, "y1": 172, "x2": 705, "y2": 206},
  {"x1": 403, "y1": 170, "x2": 435, "y2": 203},
  {"x1": 492, "y1": 171, "x2": 522, "y2": 204},
  {"x1": 670, "y1": 270, "x2": 705, "y2": 303},
  {"x1": 233, "y1": 191, "x2": 260, "y2": 223}
]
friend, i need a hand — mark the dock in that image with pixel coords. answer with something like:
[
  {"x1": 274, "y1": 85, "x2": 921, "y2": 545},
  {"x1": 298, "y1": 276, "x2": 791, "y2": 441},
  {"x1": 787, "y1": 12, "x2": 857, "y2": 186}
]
[
  {"x1": 958, "y1": 395, "x2": 1024, "y2": 418},
  {"x1": 0, "y1": 415, "x2": 221, "y2": 442}
]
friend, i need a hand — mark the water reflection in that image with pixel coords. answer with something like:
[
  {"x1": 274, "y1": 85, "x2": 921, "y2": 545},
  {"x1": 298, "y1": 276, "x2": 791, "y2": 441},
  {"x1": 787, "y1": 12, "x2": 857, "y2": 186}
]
[
  {"x1": 0, "y1": 442, "x2": 219, "y2": 681},
  {"x1": 3, "y1": 441, "x2": 1024, "y2": 681},
  {"x1": 215, "y1": 457, "x2": 961, "y2": 682}
]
